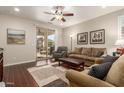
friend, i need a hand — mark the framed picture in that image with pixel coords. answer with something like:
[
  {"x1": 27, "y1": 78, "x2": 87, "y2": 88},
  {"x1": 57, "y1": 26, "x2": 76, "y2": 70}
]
[
  {"x1": 90, "y1": 29, "x2": 105, "y2": 44},
  {"x1": 7, "y1": 28, "x2": 25, "y2": 44},
  {"x1": 77, "y1": 32, "x2": 88, "y2": 45}
]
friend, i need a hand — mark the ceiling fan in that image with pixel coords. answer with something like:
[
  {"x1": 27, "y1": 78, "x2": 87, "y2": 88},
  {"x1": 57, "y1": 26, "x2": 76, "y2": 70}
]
[{"x1": 44, "y1": 6, "x2": 74, "y2": 22}]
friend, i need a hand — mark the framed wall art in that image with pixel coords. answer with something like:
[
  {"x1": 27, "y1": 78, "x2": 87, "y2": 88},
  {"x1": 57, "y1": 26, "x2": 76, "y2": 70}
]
[
  {"x1": 7, "y1": 28, "x2": 25, "y2": 44},
  {"x1": 77, "y1": 32, "x2": 88, "y2": 45},
  {"x1": 90, "y1": 29, "x2": 105, "y2": 44}
]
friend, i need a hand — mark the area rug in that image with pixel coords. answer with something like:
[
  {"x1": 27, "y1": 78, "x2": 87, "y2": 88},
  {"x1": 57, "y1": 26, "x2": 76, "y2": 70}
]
[
  {"x1": 36, "y1": 59, "x2": 57, "y2": 66},
  {"x1": 27, "y1": 65, "x2": 69, "y2": 87},
  {"x1": 43, "y1": 79, "x2": 68, "y2": 87},
  {"x1": 36, "y1": 60, "x2": 48, "y2": 66}
]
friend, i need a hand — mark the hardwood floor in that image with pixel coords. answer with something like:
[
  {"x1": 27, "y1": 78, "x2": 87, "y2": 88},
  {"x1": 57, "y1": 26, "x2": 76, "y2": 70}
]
[
  {"x1": 3, "y1": 62, "x2": 38, "y2": 87},
  {"x1": 3, "y1": 60, "x2": 75, "y2": 87}
]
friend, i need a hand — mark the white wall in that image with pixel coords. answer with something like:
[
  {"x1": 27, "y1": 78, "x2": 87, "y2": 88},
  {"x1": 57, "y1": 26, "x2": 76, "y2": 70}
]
[
  {"x1": 63, "y1": 9, "x2": 124, "y2": 55},
  {"x1": 0, "y1": 14, "x2": 63, "y2": 66}
]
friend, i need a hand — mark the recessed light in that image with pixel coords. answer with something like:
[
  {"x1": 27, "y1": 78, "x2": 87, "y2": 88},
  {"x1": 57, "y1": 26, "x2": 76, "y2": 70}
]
[
  {"x1": 101, "y1": 6, "x2": 107, "y2": 8},
  {"x1": 14, "y1": 7, "x2": 20, "y2": 12}
]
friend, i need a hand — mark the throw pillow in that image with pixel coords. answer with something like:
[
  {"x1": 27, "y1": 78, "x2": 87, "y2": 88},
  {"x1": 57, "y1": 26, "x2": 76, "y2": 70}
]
[
  {"x1": 81, "y1": 48, "x2": 92, "y2": 56},
  {"x1": 102, "y1": 55, "x2": 119, "y2": 63},
  {"x1": 95, "y1": 51, "x2": 104, "y2": 57},
  {"x1": 88, "y1": 62, "x2": 113, "y2": 79},
  {"x1": 92, "y1": 48, "x2": 106, "y2": 57}
]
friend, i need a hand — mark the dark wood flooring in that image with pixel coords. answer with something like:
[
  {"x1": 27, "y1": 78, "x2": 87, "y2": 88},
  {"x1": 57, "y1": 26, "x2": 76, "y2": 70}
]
[
  {"x1": 3, "y1": 62, "x2": 38, "y2": 87},
  {"x1": 3, "y1": 60, "x2": 82, "y2": 87}
]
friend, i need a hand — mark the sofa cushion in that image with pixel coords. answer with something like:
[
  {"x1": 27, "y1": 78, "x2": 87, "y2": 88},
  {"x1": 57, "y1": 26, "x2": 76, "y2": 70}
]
[
  {"x1": 102, "y1": 55, "x2": 119, "y2": 63},
  {"x1": 85, "y1": 56, "x2": 99, "y2": 62},
  {"x1": 69, "y1": 54, "x2": 81, "y2": 58},
  {"x1": 88, "y1": 62, "x2": 113, "y2": 80},
  {"x1": 92, "y1": 48, "x2": 106, "y2": 57},
  {"x1": 69, "y1": 54, "x2": 87, "y2": 59},
  {"x1": 106, "y1": 55, "x2": 124, "y2": 86},
  {"x1": 71, "y1": 47, "x2": 82, "y2": 54},
  {"x1": 81, "y1": 48, "x2": 92, "y2": 56},
  {"x1": 69, "y1": 54, "x2": 98, "y2": 62}
]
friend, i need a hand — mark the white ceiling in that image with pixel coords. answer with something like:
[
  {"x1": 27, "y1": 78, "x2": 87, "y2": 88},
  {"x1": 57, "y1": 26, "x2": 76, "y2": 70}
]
[{"x1": 0, "y1": 6, "x2": 124, "y2": 28}]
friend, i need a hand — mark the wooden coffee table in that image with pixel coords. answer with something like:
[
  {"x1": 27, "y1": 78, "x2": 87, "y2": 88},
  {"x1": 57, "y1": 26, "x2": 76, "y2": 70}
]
[{"x1": 58, "y1": 58, "x2": 84, "y2": 71}]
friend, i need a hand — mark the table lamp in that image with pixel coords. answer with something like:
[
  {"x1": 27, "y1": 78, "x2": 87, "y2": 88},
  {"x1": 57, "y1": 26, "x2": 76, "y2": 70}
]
[
  {"x1": 115, "y1": 39, "x2": 124, "y2": 55},
  {"x1": 115, "y1": 39, "x2": 124, "y2": 47}
]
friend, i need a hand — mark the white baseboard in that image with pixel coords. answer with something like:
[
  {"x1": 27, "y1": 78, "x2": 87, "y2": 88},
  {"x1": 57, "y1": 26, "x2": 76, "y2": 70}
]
[{"x1": 4, "y1": 60, "x2": 36, "y2": 67}]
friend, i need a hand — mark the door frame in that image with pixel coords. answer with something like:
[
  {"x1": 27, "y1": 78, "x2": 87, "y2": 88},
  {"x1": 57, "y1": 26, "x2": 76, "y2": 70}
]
[{"x1": 36, "y1": 27, "x2": 55, "y2": 61}]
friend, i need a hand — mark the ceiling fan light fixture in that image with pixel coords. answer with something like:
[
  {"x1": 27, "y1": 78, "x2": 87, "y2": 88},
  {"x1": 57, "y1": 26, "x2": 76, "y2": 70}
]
[
  {"x1": 55, "y1": 15, "x2": 63, "y2": 20},
  {"x1": 44, "y1": 6, "x2": 73, "y2": 23}
]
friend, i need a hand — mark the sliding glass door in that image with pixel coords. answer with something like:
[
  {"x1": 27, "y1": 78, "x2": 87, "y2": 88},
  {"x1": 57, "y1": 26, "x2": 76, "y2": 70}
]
[{"x1": 36, "y1": 27, "x2": 55, "y2": 61}]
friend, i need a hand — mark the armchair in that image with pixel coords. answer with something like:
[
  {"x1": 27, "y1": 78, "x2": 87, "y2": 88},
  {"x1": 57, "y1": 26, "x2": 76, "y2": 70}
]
[{"x1": 52, "y1": 46, "x2": 68, "y2": 61}]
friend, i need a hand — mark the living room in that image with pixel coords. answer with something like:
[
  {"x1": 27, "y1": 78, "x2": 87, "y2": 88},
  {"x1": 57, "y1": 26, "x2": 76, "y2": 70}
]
[{"x1": 1, "y1": 0, "x2": 124, "y2": 92}]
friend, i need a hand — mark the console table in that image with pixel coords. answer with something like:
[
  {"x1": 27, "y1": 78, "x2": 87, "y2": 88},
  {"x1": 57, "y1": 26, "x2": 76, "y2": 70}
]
[{"x1": 0, "y1": 48, "x2": 3, "y2": 82}]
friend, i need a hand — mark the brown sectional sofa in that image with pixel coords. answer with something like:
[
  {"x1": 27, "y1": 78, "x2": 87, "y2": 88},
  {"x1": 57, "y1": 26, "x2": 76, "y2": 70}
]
[
  {"x1": 66, "y1": 55, "x2": 124, "y2": 87},
  {"x1": 68, "y1": 47, "x2": 106, "y2": 66}
]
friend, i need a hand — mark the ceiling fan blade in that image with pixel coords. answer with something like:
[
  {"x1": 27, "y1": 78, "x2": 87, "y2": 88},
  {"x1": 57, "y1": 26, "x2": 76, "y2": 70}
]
[
  {"x1": 50, "y1": 17, "x2": 56, "y2": 21},
  {"x1": 63, "y1": 13, "x2": 74, "y2": 16},
  {"x1": 44, "y1": 11, "x2": 55, "y2": 15},
  {"x1": 61, "y1": 17, "x2": 66, "y2": 22}
]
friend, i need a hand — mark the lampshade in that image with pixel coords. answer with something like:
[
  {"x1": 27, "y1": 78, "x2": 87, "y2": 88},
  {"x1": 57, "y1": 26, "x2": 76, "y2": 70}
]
[{"x1": 115, "y1": 39, "x2": 124, "y2": 46}]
